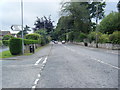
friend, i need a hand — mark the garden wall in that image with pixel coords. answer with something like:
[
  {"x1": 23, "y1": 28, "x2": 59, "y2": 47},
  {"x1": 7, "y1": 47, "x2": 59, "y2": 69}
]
[{"x1": 72, "y1": 42, "x2": 120, "y2": 50}]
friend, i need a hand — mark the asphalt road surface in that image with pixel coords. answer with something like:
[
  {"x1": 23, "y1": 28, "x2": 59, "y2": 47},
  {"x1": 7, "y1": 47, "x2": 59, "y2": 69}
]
[{"x1": 1, "y1": 42, "x2": 119, "y2": 88}]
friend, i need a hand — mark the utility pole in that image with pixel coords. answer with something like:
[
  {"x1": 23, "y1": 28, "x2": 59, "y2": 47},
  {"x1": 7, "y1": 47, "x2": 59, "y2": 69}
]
[
  {"x1": 21, "y1": 0, "x2": 24, "y2": 54},
  {"x1": 96, "y1": 3, "x2": 98, "y2": 48}
]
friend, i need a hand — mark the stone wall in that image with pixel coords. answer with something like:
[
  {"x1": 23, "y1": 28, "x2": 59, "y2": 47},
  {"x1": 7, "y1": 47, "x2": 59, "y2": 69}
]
[{"x1": 72, "y1": 42, "x2": 120, "y2": 50}]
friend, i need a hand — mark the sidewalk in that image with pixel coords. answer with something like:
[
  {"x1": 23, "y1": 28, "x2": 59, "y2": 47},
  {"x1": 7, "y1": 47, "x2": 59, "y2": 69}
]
[{"x1": 1, "y1": 44, "x2": 52, "y2": 61}]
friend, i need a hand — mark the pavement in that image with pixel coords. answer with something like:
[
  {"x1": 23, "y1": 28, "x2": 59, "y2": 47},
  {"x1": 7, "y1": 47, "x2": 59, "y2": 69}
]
[{"x1": 1, "y1": 42, "x2": 119, "y2": 88}]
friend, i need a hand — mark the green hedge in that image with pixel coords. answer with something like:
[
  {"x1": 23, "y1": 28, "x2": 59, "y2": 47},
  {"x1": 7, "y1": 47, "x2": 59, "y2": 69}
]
[
  {"x1": 24, "y1": 39, "x2": 39, "y2": 44},
  {"x1": 2, "y1": 40, "x2": 9, "y2": 46},
  {"x1": 9, "y1": 38, "x2": 22, "y2": 55}
]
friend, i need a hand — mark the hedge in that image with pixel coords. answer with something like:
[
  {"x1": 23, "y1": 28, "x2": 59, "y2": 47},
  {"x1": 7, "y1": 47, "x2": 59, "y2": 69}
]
[
  {"x1": 24, "y1": 39, "x2": 39, "y2": 44},
  {"x1": 9, "y1": 38, "x2": 22, "y2": 55},
  {"x1": 2, "y1": 40, "x2": 9, "y2": 46}
]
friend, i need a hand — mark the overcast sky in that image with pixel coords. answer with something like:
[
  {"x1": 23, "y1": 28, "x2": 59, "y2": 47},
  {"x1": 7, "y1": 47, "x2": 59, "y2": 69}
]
[{"x1": 0, "y1": 0, "x2": 119, "y2": 33}]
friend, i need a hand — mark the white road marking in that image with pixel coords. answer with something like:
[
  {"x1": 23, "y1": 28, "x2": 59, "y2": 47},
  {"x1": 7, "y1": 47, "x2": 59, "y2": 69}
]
[
  {"x1": 38, "y1": 74, "x2": 41, "y2": 78},
  {"x1": 34, "y1": 58, "x2": 42, "y2": 65},
  {"x1": 42, "y1": 57, "x2": 47, "y2": 64},
  {"x1": 32, "y1": 85, "x2": 36, "y2": 89},
  {"x1": 64, "y1": 45, "x2": 120, "y2": 70},
  {"x1": 91, "y1": 57, "x2": 120, "y2": 70},
  {"x1": 34, "y1": 79, "x2": 39, "y2": 85}
]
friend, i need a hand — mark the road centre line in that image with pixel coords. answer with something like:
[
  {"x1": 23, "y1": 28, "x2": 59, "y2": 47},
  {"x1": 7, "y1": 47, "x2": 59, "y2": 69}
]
[
  {"x1": 64, "y1": 45, "x2": 120, "y2": 70},
  {"x1": 34, "y1": 79, "x2": 39, "y2": 85},
  {"x1": 42, "y1": 57, "x2": 47, "y2": 64},
  {"x1": 34, "y1": 58, "x2": 42, "y2": 65}
]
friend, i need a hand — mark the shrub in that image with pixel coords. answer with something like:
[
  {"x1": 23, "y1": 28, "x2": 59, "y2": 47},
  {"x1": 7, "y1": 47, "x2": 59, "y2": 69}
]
[
  {"x1": 25, "y1": 33, "x2": 41, "y2": 40},
  {"x1": 24, "y1": 39, "x2": 39, "y2": 45},
  {"x1": 2, "y1": 35, "x2": 14, "y2": 40},
  {"x1": 2, "y1": 40, "x2": 9, "y2": 46},
  {"x1": 99, "y1": 34, "x2": 109, "y2": 43},
  {"x1": 9, "y1": 38, "x2": 22, "y2": 55},
  {"x1": 109, "y1": 31, "x2": 120, "y2": 44},
  {"x1": 0, "y1": 40, "x2": 3, "y2": 46}
]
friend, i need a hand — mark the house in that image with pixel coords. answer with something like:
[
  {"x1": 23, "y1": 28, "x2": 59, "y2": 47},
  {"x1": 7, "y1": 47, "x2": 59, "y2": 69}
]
[{"x1": 0, "y1": 31, "x2": 11, "y2": 40}]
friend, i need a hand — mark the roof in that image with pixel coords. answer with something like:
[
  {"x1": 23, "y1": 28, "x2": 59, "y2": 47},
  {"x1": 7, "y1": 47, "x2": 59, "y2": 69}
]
[{"x1": 0, "y1": 31, "x2": 11, "y2": 36}]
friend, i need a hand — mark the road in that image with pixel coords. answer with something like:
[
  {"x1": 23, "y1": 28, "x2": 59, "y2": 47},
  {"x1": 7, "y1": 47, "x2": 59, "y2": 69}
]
[{"x1": 1, "y1": 42, "x2": 119, "y2": 88}]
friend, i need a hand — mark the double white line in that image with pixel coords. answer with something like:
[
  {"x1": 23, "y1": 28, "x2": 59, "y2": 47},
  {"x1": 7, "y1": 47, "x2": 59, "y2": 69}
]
[
  {"x1": 34, "y1": 58, "x2": 42, "y2": 65},
  {"x1": 32, "y1": 57, "x2": 48, "y2": 89}
]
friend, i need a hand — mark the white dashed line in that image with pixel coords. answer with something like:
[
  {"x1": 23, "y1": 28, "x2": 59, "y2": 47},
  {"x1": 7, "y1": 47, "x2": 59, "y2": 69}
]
[
  {"x1": 64, "y1": 45, "x2": 119, "y2": 70},
  {"x1": 32, "y1": 85, "x2": 36, "y2": 89},
  {"x1": 34, "y1": 58, "x2": 42, "y2": 65},
  {"x1": 38, "y1": 74, "x2": 41, "y2": 78},
  {"x1": 34, "y1": 79, "x2": 39, "y2": 85},
  {"x1": 42, "y1": 57, "x2": 47, "y2": 64}
]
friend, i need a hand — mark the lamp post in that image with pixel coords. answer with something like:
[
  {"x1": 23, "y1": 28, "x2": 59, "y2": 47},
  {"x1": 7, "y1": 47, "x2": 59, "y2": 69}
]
[
  {"x1": 21, "y1": 0, "x2": 24, "y2": 54},
  {"x1": 96, "y1": 3, "x2": 98, "y2": 48}
]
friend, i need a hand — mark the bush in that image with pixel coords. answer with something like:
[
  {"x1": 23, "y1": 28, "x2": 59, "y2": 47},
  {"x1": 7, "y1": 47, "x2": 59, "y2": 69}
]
[
  {"x1": 2, "y1": 40, "x2": 9, "y2": 46},
  {"x1": 25, "y1": 33, "x2": 41, "y2": 40},
  {"x1": 109, "y1": 31, "x2": 120, "y2": 44},
  {"x1": 9, "y1": 38, "x2": 22, "y2": 55},
  {"x1": 99, "y1": 34, "x2": 109, "y2": 43},
  {"x1": 0, "y1": 40, "x2": 3, "y2": 46},
  {"x1": 2, "y1": 35, "x2": 14, "y2": 40},
  {"x1": 88, "y1": 31, "x2": 103, "y2": 43},
  {"x1": 24, "y1": 39, "x2": 39, "y2": 45}
]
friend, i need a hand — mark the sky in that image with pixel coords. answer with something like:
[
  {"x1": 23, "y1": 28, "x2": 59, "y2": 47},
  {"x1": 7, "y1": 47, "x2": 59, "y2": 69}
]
[{"x1": 0, "y1": 0, "x2": 119, "y2": 33}]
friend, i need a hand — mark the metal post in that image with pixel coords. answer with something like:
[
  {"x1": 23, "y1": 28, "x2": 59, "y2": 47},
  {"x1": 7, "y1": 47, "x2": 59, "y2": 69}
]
[
  {"x1": 21, "y1": 0, "x2": 24, "y2": 54},
  {"x1": 96, "y1": 4, "x2": 98, "y2": 48}
]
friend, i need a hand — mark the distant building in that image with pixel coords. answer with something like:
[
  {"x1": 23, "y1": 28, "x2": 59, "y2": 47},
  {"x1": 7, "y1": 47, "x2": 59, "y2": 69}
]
[{"x1": 0, "y1": 31, "x2": 11, "y2": 40}]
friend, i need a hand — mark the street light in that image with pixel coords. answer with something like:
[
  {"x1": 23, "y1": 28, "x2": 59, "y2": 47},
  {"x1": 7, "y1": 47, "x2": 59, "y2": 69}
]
[
  {"x1": 96, "y1": 3, "x2": 99, "y2": 48},
  {"x1": 21, "y1": 0, "x2": 24, "y2": 54}
]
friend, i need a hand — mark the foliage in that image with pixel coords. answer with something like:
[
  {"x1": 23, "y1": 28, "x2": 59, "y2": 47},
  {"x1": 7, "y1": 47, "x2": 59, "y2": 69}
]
[
  {"x1": 33, "y1": 16, "x2": 54, "y2": 34},
  {"x1": 117, "y1": 1, "x2": 120, "y2": 12},
  {"x1": 17, "y1": 25, "x2": 31, "y2": 36},
  {"x1": 24, "y1": 39, "x2": 39, "y2": 45},
  {"x1": 9, "y1": 38, "x2": 22, "y2": 55},
  {"x1": 98, "y1": 12, "x2": 120, "y2": 34},
  {"x1": 25, "y1": 33, "x2": 41, "y2": 40},
  {"x1": 99, "y1": 34, "x2": 109, "y2": 43},
  {"x1": 2, "y1": 40, "x2": 9, "y2": 46},
  {"x1": 109, "y1": 31, "x2": 120, "y2": 44},
  {"x1": 0, "y1": 40, "x2": 3, "y2": 46},
  {"x1": 2, "y1": 35, "x2": 13, "y2": 40}
]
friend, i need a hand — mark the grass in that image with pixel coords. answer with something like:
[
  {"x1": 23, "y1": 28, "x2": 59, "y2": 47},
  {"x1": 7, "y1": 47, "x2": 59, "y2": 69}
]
[{"x1": 0, "y1": 44, "x2": 48, "y2": 59}]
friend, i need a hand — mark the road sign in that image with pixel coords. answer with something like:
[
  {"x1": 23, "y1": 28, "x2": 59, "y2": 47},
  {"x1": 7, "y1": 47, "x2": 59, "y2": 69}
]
[{"x1": 11, "y1": 25, "x2": 22, "y2": 31}]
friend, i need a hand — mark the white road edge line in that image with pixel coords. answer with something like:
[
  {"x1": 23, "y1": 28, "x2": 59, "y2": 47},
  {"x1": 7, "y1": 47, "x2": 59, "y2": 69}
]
[
  {"x1": 34, "y1": 58, "x2": 42, "y2": 65},
  {"x1": 64, "y1": 46, "x2": 120, "y2": 70},
  {"x1": 91, "y1": 58, "x2": 120, "y2": 70}
]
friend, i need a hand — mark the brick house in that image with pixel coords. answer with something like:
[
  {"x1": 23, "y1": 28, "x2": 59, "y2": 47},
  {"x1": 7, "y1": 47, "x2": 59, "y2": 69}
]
[{"x1": 0, "y1": 31, "x2": 11, "y2": 40}]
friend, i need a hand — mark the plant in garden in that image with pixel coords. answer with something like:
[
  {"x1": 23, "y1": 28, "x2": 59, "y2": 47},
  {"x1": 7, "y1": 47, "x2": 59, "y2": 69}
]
[
  {"x1": 109, "y1": 31, "x2": 120, "y2": 44},
  {"x1": 9, "y1": 38, "x2": 22, "y2": 55},
  {"x1": 2, "y1": 35, "x2": 14, "y2": 40}
]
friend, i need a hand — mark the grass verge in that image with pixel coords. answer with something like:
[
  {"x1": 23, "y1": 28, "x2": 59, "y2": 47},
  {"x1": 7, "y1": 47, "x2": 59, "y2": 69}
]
[{"x1": 0, "y1": 44, "x2": 48, "y2": 59}]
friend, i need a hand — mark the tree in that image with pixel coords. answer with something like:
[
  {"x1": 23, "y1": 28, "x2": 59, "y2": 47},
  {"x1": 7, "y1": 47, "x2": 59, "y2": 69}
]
[
  {"x1": 17, "y1": 25, "x2": 31, "y2": 37},
  {"x1": 98, "y1": 12, "x2": 120, "y2": 34},
  {"x1": 33, "y1": 16, "x2": 54, "y2": 34},
  {"x1": 117, "y1": 1, "x2": 120, "y2": 12}
]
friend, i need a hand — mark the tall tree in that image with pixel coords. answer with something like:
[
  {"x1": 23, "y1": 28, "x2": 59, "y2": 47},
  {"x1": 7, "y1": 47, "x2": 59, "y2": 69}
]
[
  {"x1": 117, "y1": 1, "x2": 120, "y2": 12},
  {"x1": 17, "y1": 25, "x2": 31, "y2": 37},
  {"x1": 33, "y1": 16, "x2": 54, "y2": 34}
]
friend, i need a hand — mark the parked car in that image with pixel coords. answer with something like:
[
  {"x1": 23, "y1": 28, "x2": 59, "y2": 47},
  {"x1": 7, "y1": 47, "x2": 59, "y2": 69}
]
[
  {"x1": 62, "y1": 40, "x2": 65, "y2": 44},
  {"x1": 54, "y1": 41, "x2": 58, "y2": 44}
]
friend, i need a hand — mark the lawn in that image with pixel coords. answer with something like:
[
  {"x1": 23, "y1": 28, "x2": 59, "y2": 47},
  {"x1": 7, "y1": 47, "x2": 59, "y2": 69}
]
[{"x1": 0, "y1": 45, "x2": 48, "y2": 58}]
